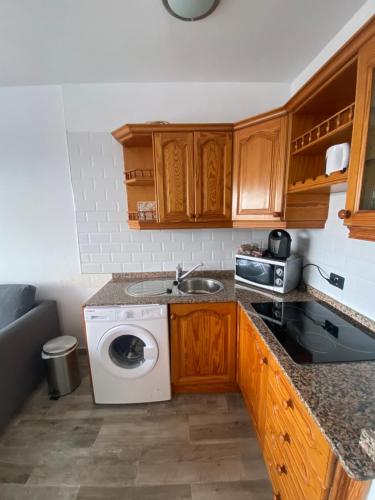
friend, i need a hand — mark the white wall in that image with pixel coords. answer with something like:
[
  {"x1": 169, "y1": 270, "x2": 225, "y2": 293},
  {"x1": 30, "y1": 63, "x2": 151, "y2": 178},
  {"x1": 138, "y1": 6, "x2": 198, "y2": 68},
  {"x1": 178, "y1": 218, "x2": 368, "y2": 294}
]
[
  {"x1": 0, "y1": 86, "x2": 108, "y2": 342},
  {"x1": 291, "y1": 192, "x2": 375, "y2": 321},
  {"x1": 291, "y1": 0, "x2": 375, "y2": 93},
  {"x1": 62, "y1": 82, "x2": 290, "y2": 132}
]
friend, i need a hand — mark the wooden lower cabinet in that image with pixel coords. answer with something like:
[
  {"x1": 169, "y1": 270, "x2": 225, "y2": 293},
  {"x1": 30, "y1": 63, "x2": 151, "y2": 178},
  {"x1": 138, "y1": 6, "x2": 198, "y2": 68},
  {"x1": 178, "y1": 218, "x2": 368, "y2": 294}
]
[
  {"x1": 237, "y1": 305, "x2": 371, "y2": 500},
  {"x1": 170, "y1": 302, "x2": 237, "y2": 393},
  {"x1": 237, "y1": 305, "x2": 268, "y2": 441}
]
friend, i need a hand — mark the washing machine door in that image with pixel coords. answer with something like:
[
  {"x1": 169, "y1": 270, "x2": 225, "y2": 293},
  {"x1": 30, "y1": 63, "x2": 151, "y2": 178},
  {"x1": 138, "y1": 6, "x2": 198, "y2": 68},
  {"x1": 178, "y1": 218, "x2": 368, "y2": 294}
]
[{"x1": 97, "y1": 324, "x2": 159, "y2": 379}]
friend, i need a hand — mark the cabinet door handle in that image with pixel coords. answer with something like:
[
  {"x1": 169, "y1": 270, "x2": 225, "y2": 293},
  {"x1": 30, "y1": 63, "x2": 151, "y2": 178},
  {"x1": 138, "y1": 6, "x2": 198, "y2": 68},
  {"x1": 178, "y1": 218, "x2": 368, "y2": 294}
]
[
  {"x1": 273, "y1": 494, "x2": 281, "y2": 500},
  {"x1": 279, "y1": 432, "x2": 290, "y2": 443},
  {"x1": 259, "y1": 357, "x2": 268, "y2": 366},
  {"x1": 283, "y1": 399, "x2": 293, "y2": 410},
  {"x1": 338, "y1": 209, "x2": 351, "y2": 219},
  {"x1": 272, "y1": 212, "x2": 282, "y2": 218},
  {"x1": 170, "y1": 314, "x2": 176, "y2": 320},
  {"x1": 276, "y1": 464, "x2": 287, "y2": 475}
]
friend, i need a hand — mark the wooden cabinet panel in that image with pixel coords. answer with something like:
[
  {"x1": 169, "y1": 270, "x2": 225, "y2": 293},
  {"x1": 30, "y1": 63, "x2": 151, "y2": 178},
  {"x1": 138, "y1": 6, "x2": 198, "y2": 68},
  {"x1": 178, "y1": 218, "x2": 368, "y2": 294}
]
[
  {"x1": 266, "y1": 386, "x2": 332, "y2": 499},
  {"x1": 194, "y1": 131, "x2": 232, "y2": 222},
  {"x1": 170, "y1": 303, "x2": 237, "y2": 393},
  {"x1": 232, "y1": 115, "x2": 288, "y2": 223},
  {"x1": 345, "y1": 36, "x2": 375, "y2": 240},
  {"x1": 153, "y1": 132, "x2": 195, "y2": 223},
  {"x1": 267, "y1": 355, "x2": 335, "y2": 489},
  {"x1": 237, "y1": 306, "x2": 268, "y2": 441}
]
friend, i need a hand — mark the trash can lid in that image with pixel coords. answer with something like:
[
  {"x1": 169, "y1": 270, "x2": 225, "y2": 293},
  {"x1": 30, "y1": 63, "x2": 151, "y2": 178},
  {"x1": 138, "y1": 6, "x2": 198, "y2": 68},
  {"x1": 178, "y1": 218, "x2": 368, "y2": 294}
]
[{"x1": 43, "y1": 335, "x2": 78, "y2": 355}]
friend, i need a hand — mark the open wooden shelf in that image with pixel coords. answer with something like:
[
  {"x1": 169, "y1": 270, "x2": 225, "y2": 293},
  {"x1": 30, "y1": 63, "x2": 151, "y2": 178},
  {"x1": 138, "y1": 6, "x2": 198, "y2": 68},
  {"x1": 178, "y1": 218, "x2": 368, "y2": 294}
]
[
  {"x1": 288, "y1": 169, "x2": 348, "y2": 194},
  {"x1": 128, "y1": 210, "x2": 157, "y2": 223},
  {"x1": 291, "y1": 103, "x2": 355, "y2": 156},
  {"x1": 125, "y1": 169, "x2": 154, "y2": 185}
]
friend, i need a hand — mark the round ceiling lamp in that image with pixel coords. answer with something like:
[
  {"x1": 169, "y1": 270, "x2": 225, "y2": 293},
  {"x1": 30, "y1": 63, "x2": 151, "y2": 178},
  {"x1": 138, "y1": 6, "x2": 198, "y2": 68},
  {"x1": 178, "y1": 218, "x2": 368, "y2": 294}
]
[{"x1": 162, "y1": 0, "x2": 220, "y2": 21}]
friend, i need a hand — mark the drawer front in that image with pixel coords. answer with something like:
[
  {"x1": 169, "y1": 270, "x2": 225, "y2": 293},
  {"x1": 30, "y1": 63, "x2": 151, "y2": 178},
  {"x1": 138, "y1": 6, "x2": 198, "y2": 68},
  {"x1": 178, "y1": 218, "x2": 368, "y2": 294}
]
[
  {"x1": 264, "y1": 431, "x2": 303, "y2": 500},
  {"x1": 266, "y1": 390, "x2": 329, "y2": 500},
  {"x1": 267, "y1": 356, "x2": 334, "y2": 488}
]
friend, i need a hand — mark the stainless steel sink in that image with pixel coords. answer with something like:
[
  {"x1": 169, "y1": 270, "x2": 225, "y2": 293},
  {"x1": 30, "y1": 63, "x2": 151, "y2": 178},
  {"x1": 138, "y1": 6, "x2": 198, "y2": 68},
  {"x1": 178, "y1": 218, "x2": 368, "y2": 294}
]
[{"x1": 177, "y1": 277, "x2": 224, "y2": 295}]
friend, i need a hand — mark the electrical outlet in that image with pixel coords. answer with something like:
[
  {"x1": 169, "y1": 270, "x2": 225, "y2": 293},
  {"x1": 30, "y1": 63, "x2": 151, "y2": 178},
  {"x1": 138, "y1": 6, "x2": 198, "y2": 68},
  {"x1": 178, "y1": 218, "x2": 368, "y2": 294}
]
[{"x1": 329, "y1": 273, "x2": 345, "y2": 290}]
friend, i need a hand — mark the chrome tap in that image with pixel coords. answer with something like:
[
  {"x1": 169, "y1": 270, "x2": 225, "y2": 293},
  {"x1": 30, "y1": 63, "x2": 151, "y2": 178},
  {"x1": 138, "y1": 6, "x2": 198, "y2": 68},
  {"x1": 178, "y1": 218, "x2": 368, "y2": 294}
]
[{"x1": 175, "y1": 262, "x2": 203, "y2": 283}]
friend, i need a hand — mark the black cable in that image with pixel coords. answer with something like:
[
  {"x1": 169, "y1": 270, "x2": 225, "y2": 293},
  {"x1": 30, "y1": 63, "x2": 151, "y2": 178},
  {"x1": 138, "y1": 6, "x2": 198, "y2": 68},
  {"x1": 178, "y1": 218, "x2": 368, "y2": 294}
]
[{"x1": 302, "y1": 263, "x2": 331, "y2": 283}]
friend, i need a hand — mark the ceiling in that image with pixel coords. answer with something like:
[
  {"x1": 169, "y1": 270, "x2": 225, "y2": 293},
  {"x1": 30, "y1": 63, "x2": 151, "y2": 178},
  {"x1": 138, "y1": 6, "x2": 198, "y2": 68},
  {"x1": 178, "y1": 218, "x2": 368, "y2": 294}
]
[{"x1": 0, "y1": 0, "x2": 367, "y2": 86}]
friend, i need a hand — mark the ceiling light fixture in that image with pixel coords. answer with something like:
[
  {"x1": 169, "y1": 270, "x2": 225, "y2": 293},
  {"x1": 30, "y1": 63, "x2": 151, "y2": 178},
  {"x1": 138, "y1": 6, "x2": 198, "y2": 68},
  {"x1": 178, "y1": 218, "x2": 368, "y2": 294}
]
[{"x1": 162, "y1": 0, "x2": 220, "y2": 21}]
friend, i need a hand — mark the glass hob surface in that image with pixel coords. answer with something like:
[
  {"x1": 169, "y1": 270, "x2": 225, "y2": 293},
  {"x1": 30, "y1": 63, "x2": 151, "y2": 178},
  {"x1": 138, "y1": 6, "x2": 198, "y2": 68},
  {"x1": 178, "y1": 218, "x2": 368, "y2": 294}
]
[{"x1": 251, "y1": 301, "x2": 375, "y2": 364}]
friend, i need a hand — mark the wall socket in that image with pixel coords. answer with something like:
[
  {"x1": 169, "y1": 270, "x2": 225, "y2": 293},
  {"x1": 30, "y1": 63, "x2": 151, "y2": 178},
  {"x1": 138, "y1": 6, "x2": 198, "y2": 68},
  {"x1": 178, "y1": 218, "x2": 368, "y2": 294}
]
[{"x1": 329, "y1": 273, "x2": 345, "y2": 290}]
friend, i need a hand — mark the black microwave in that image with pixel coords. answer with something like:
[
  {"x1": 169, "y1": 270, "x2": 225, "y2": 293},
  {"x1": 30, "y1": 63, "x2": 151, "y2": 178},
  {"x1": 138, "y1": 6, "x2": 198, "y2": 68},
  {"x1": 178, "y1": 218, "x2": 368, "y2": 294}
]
[{"x1": 235, "y1": 254, "x2": 302, "y2": 294}]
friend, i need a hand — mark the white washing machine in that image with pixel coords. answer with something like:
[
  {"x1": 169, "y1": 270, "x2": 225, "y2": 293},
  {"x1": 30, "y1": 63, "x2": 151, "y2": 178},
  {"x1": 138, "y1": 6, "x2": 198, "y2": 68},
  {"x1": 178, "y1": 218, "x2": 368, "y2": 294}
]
[{"x1": 84, "y1": 304, "x2": 171, "y2": 404}]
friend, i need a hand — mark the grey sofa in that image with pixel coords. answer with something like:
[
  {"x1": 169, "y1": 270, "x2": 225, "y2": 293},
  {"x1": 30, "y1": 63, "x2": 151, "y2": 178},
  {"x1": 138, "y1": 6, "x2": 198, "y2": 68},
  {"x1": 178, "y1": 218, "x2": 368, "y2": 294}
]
[{"x1": 0, "y1": 285, "x2": 61, "y2": 431}]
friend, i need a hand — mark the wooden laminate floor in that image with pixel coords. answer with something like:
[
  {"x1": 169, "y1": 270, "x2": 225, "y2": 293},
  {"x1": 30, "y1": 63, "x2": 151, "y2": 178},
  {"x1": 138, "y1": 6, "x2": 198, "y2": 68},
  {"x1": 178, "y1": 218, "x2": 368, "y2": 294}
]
[{"x1": 0, "y1": 355, "x2": 272, "y2": 500}]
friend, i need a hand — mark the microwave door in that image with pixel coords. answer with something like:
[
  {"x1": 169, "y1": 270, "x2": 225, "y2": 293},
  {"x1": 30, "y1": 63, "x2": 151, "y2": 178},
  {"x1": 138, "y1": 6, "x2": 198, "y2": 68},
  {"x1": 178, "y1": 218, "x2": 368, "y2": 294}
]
[{"x1": 236, "y1": 259, "x2": 274, "y2": 287}]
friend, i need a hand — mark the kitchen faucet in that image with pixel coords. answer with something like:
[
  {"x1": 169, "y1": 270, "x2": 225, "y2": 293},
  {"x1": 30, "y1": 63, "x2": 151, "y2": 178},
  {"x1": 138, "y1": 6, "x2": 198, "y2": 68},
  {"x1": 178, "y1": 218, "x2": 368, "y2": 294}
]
[{"x1": 175, "y1": 262, "x2": 203, "y2": 283}]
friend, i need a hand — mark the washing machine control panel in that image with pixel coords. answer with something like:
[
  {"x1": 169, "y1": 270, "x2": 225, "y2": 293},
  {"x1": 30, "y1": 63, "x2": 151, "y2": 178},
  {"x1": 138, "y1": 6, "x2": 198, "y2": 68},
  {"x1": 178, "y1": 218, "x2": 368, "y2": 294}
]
[{"x1": 84, "y1": 305, "x2": 167, "y2": 322}]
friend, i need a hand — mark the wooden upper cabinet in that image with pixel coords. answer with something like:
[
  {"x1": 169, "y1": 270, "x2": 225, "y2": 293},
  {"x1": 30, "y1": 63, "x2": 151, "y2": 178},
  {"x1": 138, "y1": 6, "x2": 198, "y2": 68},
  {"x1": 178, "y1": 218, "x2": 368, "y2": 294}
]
[
  {"x1": 153, "y1": 132, "x2": 195, "y2": 223},
  {"x1": 344, "y1": 36, "x2": 375, "y2": 241},
  {"x1": 170, "y1": 302, "x2": 237, "y2": 393},
  {"x1": 194, "y1": 131, "x2": 232, "y2": 222},
  {"x1": 232, "y1": 114, "x2": 288, "y2": 226}
]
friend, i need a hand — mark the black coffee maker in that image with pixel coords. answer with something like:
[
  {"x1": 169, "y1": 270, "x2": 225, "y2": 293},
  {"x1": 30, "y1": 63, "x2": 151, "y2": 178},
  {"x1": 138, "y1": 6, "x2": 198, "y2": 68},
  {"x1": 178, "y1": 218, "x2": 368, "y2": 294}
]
[{"x1": 268, "y1": 230, "x2": 291, "y2": 259}]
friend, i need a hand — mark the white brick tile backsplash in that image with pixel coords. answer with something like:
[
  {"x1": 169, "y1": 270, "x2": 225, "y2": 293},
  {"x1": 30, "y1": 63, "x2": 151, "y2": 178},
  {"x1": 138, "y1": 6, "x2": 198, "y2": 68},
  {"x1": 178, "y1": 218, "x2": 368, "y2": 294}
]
[
  {"x1": 152, "y1": 252, "x2": 172, "y2": 262},
  {"x1": 91, "y1": 253, "x2": 111, "y2": 263},
  {"x1": 84, "y1": 189, "x2": 107, "y2": 201},
  {"x1": 77, "y1": 222, "x2": 98, "y2": 233},
  {"x1": 143, "y1": 262, "x2": 163, "y2": 272},
  {"x1": 80, "y1": 244, "x2": 101, "y2": 254},
  {"x1": 81, "y1": 263, "x2": 102, "y2": 273},
  {"x1": 107, "y1": 211, "x2": 126, "y2": 222},
  {"x1": 68, "y1": 132, "x2": 270, "y2": 274},
  {"x1": 122, "y1": 263, "x2": 142, "y2": 272},
  {"x1": 86, "y1": 212, "x2": 107, "y2": 222},
  {"x1": 96, "y1": 200, "x2": 118, "y2": 211},
  {"x1": 98, "y1": 222, "x2": 120, "y2": 232},
  {"x1": 110, "y1": 232, "x2": 131, "y2": 242},
  {"x1": 132, "y1": 252, "x2": 152, "y2": 263},
  {"x1": 101, "y1": 263, "x2": 123, "y2": 273},
  {"x1": 111, "y1": 253, "x2": 133, "y2": 263},
  {"x1": 75, "y1": 212, "x2": 86, "y2": 223},
  {"x1": 100, "y1": 243, "x2": 122, "y2": 253},
  {"x1": 122, "y1": 242, "x2": 142, "y2": 253},
  {"x1": 78, "y1": 233, "x2": 89, "y2": 244},
  {"x1": 151, "y1": 231, "x2": 172, "y2": 242},
  {"x1": 142, "y1": 242, "x2": 163, "y2": 252},
  {"x1": 89, "y1": 233, "x2": 110, "y2": 243},
  {"x1": 192, "y1": 251, "x2": 213, "y2": 261},
  {"x1": 80, "y1": 254, "x2": 90, "y2": 264},
  {"x1": 74, "y1": 200, "x2": 97, "y2": 211}
]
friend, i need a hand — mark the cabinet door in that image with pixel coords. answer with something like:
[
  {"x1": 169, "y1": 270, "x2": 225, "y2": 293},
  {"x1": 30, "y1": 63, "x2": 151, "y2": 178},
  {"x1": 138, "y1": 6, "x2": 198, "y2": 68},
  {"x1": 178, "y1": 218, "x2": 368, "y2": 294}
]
[
  {"x1": 153, "y1": 132, "x2": 195, "y2": 223},
  {"x1": 232, "y1": 115, "x2": 288, "y2": 224},
  {"x1": 170, "y1": 303, "x2": 237, "y2": 393},
  {"x1": 345, "y1": 37, "x2": 375, "y2": 241},
  {"x1": 194, "y1": 131, "x2": 232, "y2": 222},
  {"x1": 237, "y1": 306, "x2": 268, "y2": 440}
]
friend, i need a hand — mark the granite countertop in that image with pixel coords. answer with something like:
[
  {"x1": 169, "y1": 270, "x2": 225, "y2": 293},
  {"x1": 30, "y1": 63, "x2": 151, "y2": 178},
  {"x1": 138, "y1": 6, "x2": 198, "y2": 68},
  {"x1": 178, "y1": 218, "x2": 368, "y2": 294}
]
[{"x1": 84, "y1": 272, "x2": 375, "y2": 481}]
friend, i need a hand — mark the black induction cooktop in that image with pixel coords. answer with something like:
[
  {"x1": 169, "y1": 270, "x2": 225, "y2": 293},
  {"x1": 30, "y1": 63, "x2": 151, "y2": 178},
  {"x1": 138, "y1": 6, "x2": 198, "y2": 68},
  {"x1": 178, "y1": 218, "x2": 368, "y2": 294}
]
[{"x1": 251, "y1": 300, "x2": 375, "y2": 364}]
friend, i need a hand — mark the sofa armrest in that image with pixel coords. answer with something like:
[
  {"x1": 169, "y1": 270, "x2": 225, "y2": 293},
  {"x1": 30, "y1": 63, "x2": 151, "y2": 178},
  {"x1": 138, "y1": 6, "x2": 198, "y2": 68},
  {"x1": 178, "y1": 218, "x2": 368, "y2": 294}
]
[{"x1": 0, "y1": 300, "x2": 61, "y2": 430}]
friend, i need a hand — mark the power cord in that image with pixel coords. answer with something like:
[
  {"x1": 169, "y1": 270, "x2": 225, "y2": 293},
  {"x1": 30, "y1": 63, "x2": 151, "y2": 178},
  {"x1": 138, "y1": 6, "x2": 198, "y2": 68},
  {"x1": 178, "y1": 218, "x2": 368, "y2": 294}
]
[{"x1": 302, "y1": 263, "x2": 331, "y2": 284}]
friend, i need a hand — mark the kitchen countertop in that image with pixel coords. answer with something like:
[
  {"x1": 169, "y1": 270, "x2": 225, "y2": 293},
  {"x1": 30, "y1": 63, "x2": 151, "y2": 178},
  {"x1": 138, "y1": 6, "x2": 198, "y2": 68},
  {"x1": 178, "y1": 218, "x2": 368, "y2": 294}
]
[{"x1": 84, "y1": 272, "x2": 375, "y2": 481}]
